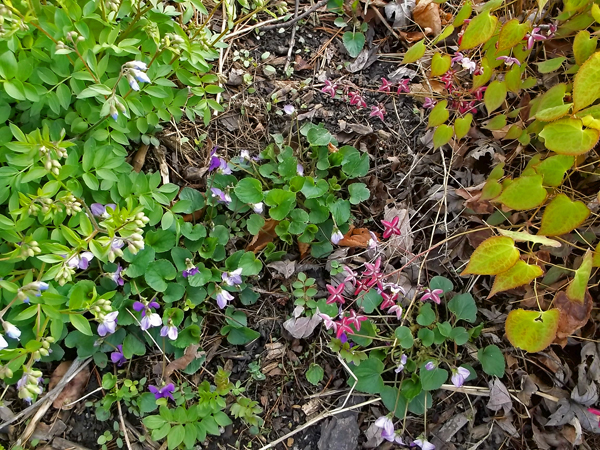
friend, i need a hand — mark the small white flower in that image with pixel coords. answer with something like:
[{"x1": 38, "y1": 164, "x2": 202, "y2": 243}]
[
  {"x1": 252, "y1": 202, "x2": 264, "y2": 214},
  {"x1": 331, "y1": 228, "x2": 344, "y2": 245},
  {"x1": 240, "y1": 150, "x2": 250, "y2": 160},
  {"x1": 0, "y1": 334, "x2": 8, "y2": 350},
  {"x1": 460, "y1": 57, "x2": 477, "y2": 74},
  {"x1": 2, "y1": 322, "x2": 21, "y2": 340}
]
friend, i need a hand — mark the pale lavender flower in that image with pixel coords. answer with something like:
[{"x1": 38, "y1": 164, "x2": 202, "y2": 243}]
[
  {"x1": 425, "y1": 361, "x2": 436, "y2": 371},
  {"x1": 0, "y1": 334, "x2": 8, "y2": 350},
  {"x1": 395, "y1": 354, "x2": 408, "y2": 373},
  {"x1": 217, "y1": 158, "x2": 232, "y2": 175},
  {"x1": 210, "y1": 187, "x2": 231, "y2": 204},
  {"x1": 110, "y1": 264, "x2": 124, "y2": 286},
  {"x1": 460, "y1": 57, "x2": 477, "y2": 74},
  {"x1": 252, "y1": 202, "x2": 264, "y2": 214},
  {"x1": 131, "y1": 68, "x2": 151, "y2": 83},
  {"x1": 283, "y1": 104, "x2": 295, "y2": 115},
  {"x1": 368, "y1": 231, "x2": 378, "y2": 249},
  {"x1": 149, "y1": 383, "x2": 175, "y2": 400},
  {"x1": 413, "y1": 438, "x2": 435, "y2": 450},
  {"x1": 67, "y1": 251, "x2": 94, "y2": 270},
  {"x1": 451, "y1": 52, "x2": 464, "y2": 64},
  {"x1": 240, "y1": 150, "x2": 250, "y2": 160},
  {"x1": 297, "y1": 164, "x2": 304, "y2": 176},
  {"x1": 451, "y1": 367, "x2": 470, "y2": 387},
  {"x1": 388, "y1": 304, "x2": 403, "y2": 320},
  {"x1": 374, "y1": 416, "x2": 395, "y2": 442},
  {"x1": 215, "y1": 287, "x2": 234, "y2": 309},
  {"x1": 526, "y1": 27, "x2": 547, "y2": 50},
  {"x1": 496, "y1": 55, "x2": 521, "y2": 66},
  {"x1": 140, "y1": 312, "x2": 162, "y2": 331},
  {"x1": 222, "y1": 268, "x2": 243, "y2": 286},
  {"x1": 160, "y1": 325, "x2": 178, "y2": 340},
  {"x1": 331, "y1": 227, "x2": 344, "y2": 245},
  {"x1": 98, "y1": 311, "x2": 119, "y2": 336}
]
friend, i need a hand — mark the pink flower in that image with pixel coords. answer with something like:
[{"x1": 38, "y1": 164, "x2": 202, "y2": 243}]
[
  {"x1": 346, "y1": 310, "x2": 367, "y2": 331},
  {"x1": 525, "y1": 27, "x2": 547, "y2": 50},
  {"x1": 321, "y1": 80, "x2": 338, "y2": 97},
  {"x1": 451, "y1": 52, "x2": 464, "y2": 64},
  {"x1": 496, "y1": 55, "x2": 521, "y2": 66},
  {"x1": 354, "y1": 278, "x2": 369, "y2": 296},
  {"x1": 388, "y1": 304, "x2": 403, "y2": 320},
  {"x1": 460, "y1": 57, "x2": 477, "y2": 74},
  {"x1": 440, "y1": 70, "x2": 455, "y2": 89},
  {"x1": 326, "y1": 283, "x2": 345, "y2": 305},
  {"x1": 335, "y1": 317, "x2": 354, "y2": 338},
  {"x1": 348, "y1": 91, "x2": 367, "y2": 108},
  {"x1": 318, "y1": 313, "x2": 338, "y2": 332},
  {"x1": 420, "y1": 288, "x2": 444, "y2": 304},
  {"x1": 451, "y1": 367, "x2": 470, "y2": 387},
  {"x1": 458, "y1": 100, "x2": 477, "y2": 114},
  {"x1": 378, "y1": 77, "x2": 393, "y2": 93},
  {"x1": 363, "y1": 258, "x2": 381, "y2": 278},
  {"x1": 369, "y1": 105, "x2": 385, "y2": 121},
  {"x1": 423, "y1": 97, "x2": 436, "y2": 109},
  {"x1": 397, "y1": 79, "x2": 410, "y2": 94},
  {"x1": 588, "y1": 408, "x2": 600, "y2": 427},
  {"x1": 343, "y1": 266, "x2": 358, "y2": 285},
  {"x1": 381, "y1": 216, "x2": 402, "y2": 239},
  {"x1": 380, "y1": 291, "x2": 399, "y2": 310},
  {"x1": 473, "y1": 86, "x2": 487, "y2": 101}
]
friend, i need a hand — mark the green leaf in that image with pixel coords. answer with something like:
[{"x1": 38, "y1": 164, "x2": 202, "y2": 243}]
[
  {"x1": 348, "y1": 183, "x2": 370, "y2": 204},
  {"x1": 448, "y1": 292, "x2": 477, "y2": 323},
  {"x1": 70, "y1": 314, "x2": 92, "y2": 336},
  {"x1": 357, "y1": 289, "x2": 382, "y2": 314},
  {"x1": 341, "y1": 146, "x2": 369, "y2": 177},
  {"x1": 234, "y1": 178, "x2": 263, "y2": 204},
  {"x1": 145, "y1": 259, "x2": 177, "y2": 292},
  {"x1": 307, "y1": 126, "x2": 332, "y2": 146},
  {"x1": 342, "y1": 31, "x2": 365, "y2": 58},
  {"x1": 478, "y1": 344, "x2": 505, "y2": 377},
  {"x1": 461, "y1": 236, "x2": 520, "y2": 276},
  {"x1": 351, "y1": 356, "x2": 384, "y2": 394},
  {"x1": 484, "y1": 114, "x2": 506, "y2": 130},
  {"x1": 453, "y1": 2, "x2": 472, "y2": 27},
  {"x1": 247, "y1": 214, "x2": 265, "y2": 235},
  {"x1": 402, "y1": 40, "x2": 426, "y2": 64},
  {"x1": 428, "y1": 100, "x2": 449, "y2": 127},
  {"x1": 394, "y1": 326, "x2": 414, "y2": 348},
  {"x1": 143, "y1": 416, "x2": 167, "y2": 430},
  {"x1": 454, "y1": 114, "x2": 472, "y2": 140},
  {"x1": 534, "y1": 155, "x2": 574, "y2": 187},
  {"x1": 498, "y1": 19, "x2": 530, "y2": 51},
  {"x1": 265, "y1": 189, "x2": 296, "y2": 220},
  {"x1": 460, "y1": 11, "x2": 498, "y2": 50},
  {"x1": 306, "y1": 363, "x2": 324, "y2": 386},
  {"x1": 168, "y1": 424, "x2": 185, "y2": 450},
  {"x1": 450, "y1": 327, "x2": 470, "y2": 345},
  {"x1": 429, "y1": 276, "x2": 453, "y2": 294},
  {"x1": 566, "y1": 250, "x2": 592, "y2": 303},
  {"x1": 538, "y1": 194, "x2": 590, "y2": 236},
  {"x1": 179, "y1": 187, "x2": 205, "y2": 212},
  {"x1": 505, "y1": 309, "x2": 559, "y2": 353},
  {"x1": 380, "y1": 386, "x2": 407, "y2": 419},
  {"x1": 535, "y1": 57, "x2": 566, "y2": 73},
  {"x1": 484, "y1": 81, "x2": 507, "y2": 114},
  {"x1": 498, "y1": 175, "x2": 547, "y2": 210},
  {"x1": 538, "y1": 118, "x2": 599, "y2": 155},
  {"x1": 416, "y1": 303, "x2": 435, "y2": 326},
  {"x1": 496, "y1": 228, "x2": 561, "y2": 248},
  {"x1": 122, "y1": 334, "x2": 146, "y2": 358},
  {"x1": 433, "y1": 124, "x2": 453, "y2": 149},
  {"x1": 488, "y1": 261, "x2": 543, "y2": 298},
  {"x1": 301, "y1": 177, "x2": 329, "y2": 199},
  {"x1": 225, "y1": 326, "x2": 260, "y2": 345},
  {"x1": 0, "y1": 51, "x2": 18, "y2": 79},
  {"x1": 420, "y1": 364, "x2": 448, "y2": 391},
  {"x1": 418, "y1": 328, "x2": 434, "y2": 346},
  {"x1": 430, "y1": 53, "x2": 452, "y2": 77}
]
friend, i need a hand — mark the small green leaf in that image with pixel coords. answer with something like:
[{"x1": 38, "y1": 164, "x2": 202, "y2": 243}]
[
  {"x1": 348, "y1": 183, "x2": 370, "y2": 204},
  {"x1": 454, "y1": 114, "x2": 472, "y2": 140},
  {"x1": 448, "y1": 292, "x2": 477, "y2": 323},
  {"x1": 484, "y1": 114, "x2": 506, "y2": 130},
  {"x1": 498, "y1": 19, "x2": 530, "y2": 51},
  {"x1": 534, "y1": 155, "x2": 574, "y2": 187},
  {"x1": 566, "y1": 251, "x2": 592, "y2": 303},
  {"x1": 429, "y1": 276, "x2": 453, "y2": 294},
  {"x1": 433, "y1": 124, "x2": 453, "y2": 148},
  {"x1": 450, "y1": 327, "x2": 470, "y2": 345},
  {"x1": 505, "y1": 309, "x2": 559, "y2": 353},
  {"x1": 168, "y1": 424, "x2": 185, "y2": 450},
  {"x1": 394, "y1": 326, "x2": 414, "y2": 349},
  {"x1": 265, "y1": 189, "x2": 296, "y2": 220},
  {"x1": 484, "y1": 81, "x2": 507, "y2": 114},
  {"x1": 343, "y1": 31, "x2": 365, "y2": 58},
  {"x1": 488, "y1": 261, "x2": 543, "y2": 298},
  {"x1": 402, "y1": 40, "x2": 426, "y2": 64},
  {"x1": 428, "y1": 100, "x2": 449, "y2": 127},
  {"x1": 416, "y1": 303, "x2": 435, "y2": 326},
  {"x1": 380, "y1": 386, "x2": 407, "y2": 419},
  {"x1": 357, "y1": 289, "x2": 382, "y2": 314},
  {"x1": 420, "y1": 364, "x2": 448, "y2": 391},
  {"x1": 234, "y1": 178, "x2": 263, "y2": 204},
  {"x1": 538, "y1": 118, "x2": 599, "y2": 155},
  {"x1": 418, "y1": 328, "x2": 434, "y2": 346},
  {"x1": 351, "y1": 356, "x2": 384, "y2": 394},
  {"x1": 535, "y1": 57, "x2": 566, "y2": 73},
  {"x1": 70, "y1": 315, "x2": 92, "y2": 336},
  {"x1": 498, "y1": 175, "x2": 547, "y2": 211},
  {"x1": 145, "y1": 259, "x2": 177, "y2": 292},
  {"x1": 538, "y1": 194, "x2": 590, "y2": 236},
  {"x1": 460, "y1": 11, "x2": 498, "y2": 50},
  {"x1": 461, "y1": 236, "x2": 520, "y2": 276},
  {"x1": 306, "y1": 363, "x2": 324, "y2": 386},
  {"x1": 430, "y1": 53, "x2": 452, "y2": 77},
  {"x1": 478, "y1": 344, "x2": 505, "y2": 377}
]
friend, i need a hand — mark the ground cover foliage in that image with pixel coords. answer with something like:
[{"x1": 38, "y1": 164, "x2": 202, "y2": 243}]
[{"x1": 2, "y1": 0, "x2": 600, "y2": 449}]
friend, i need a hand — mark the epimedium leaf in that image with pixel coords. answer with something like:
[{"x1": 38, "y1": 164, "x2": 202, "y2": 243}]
[
  {"x1": 480, "y1": 179, "x2": 502, "y2": 200},
  {"x1": 498, "y1": 175, "x2": 547, "y2": 211},
  {"x1": 539, "y1": 118, "x2": 599, "y2": 155},
  {"x1": 484, "y1": 114, "x2": 506, "y2": 130},
  {"x1": 565, "y1": 250, "x2": 592, "y2": 304},
  {"x1": 433, "y1": 124, "x2": 454, "y2": 149},
  {"x1": 535, "y1": 103, "x2": 572, "y2": 122},
  {"x1": 573, "y1": 52, "x2": 600, "y2": 113},
  {"x1": 534, "y1": 155, "x2": 574, "y2": 187},
  {"x1": 538, "y1": 194, "x2": 590, "y2": 236},
  {"x1": 428, "y1": 100, "x2": 449, "y2": 127},
  {"x1": 478, "y1": 344, "x2": 505, "y2": 377},
  {"x1": 484, "y1": 80, "x2": 507, "y2": 114},
  {"x1": 505, "y1": 308, "x2": 559, "y2": 353},
  {"x1": 573, "y1": 30, "x2": 598, "y2": 68},
  {"x1": 454, "y1": 113, "x2": 472, "y2": 140},
  {"x1": 498, "y1": 19, "x2": 530, "y2": 51},
  {"x1": 402, "y1": 40, "x2": 426, "y2": 64},
  {"x1": 488, "y1": 260, "x2": 543, "y2": 298},
  {"x1": 460, "y1": 10, "x2": 498, "y2": 50},
  {"x1": 430, "y1": 53, "x2": 452, "y2": 77},
  {"x1": 535, "y1": 57, "x2": 566, "y2": 73},
  {"x1": 461, "y1": 236, "x2": 520, "y2": 276},
  {"x1": 496, "y1": 228, "x2": 561, "y2": 248}
]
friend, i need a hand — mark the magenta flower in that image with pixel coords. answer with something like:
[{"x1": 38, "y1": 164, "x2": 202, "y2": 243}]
[
  {"x1": 588, "y1": 408, "x2": 600, "y2": 427},
  {"x1": 420, "y1": 287, "x2": 444, "y2": 304},
  {"x1": 451, "y1": 367, "x2": 470, "y2": 387},
  {"x1": 342, "y1": 266, "x2": 358, "y2": 285},
  {"x1": 346, "y1": 310, "x2": 367, "y2": 331},
  {"x1": 318, "y1": 312, "x2": 338, "y2": 332},
  {"x1": 525, "y1": 27, "x2": 547, "y2": 50},
  {"x1": 496, "y1": 55, "x2": 521, "y2": 66},
  {"x1": 335, "y1": 317, "x2": 354, "y2": 339},
  {"x1": 473, "y1": 86, "x2": 487, "y2": 101},
  {"x1": 397, "y1": 79, "x2": 410, "y2": 94},
  {"x1": 348, "y1": 91, "x2": 367, "y2": 108},
  {"x1": 321, "y1": 80, "x2": 338, "y2": 97},
  {"x1": 380, "y1": 291, "x2": 399, "y2": 310},
  {"x1": 378, "y1": 77, "x2": 393, "y2": 93},
  {"x1": 149, "y1": 383, "x2": 175, "y2": 401},
  {"x1": 354, "y1": 278, "x2": 369, "y2": 296},
  {"x1": 98, "y1": 311, "x2": 119, "y2": 337},
  {"x1": 110, "y1": 345, "x2": 127, "y2": 366},
  {"x1": 363, "y1": 257, "x2": 381, "y2": 278},
  {"x1": 458, "y1": 100, "x2": 477, "y2": 115},
  {"x1": 326, "y1": 283, "x2": 345, "y2": 305},
  {"x1": 395, "y1": 354, "x2": 408, "y2": 373},
  {"x1": 369, "y1": 105, "x2": 385, "y2": 121},
  {"x1": 388, "y1": 304, "x2": 403, "y2": 320},
  {"x1": 440, "y1": 70, "x2": 455, "y2": 89},
  {"x1": 381, "y1": 216, "x2": 402, "y2": 239},
  {"x1": 422, "y1": 97, "x2": 436, "y2": 109}
]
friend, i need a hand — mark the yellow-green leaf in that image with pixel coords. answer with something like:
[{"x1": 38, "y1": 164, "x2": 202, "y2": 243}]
[
  {"x1": 496, "y1": 228, "x2": 561, "y2": 248},
  {"x1": 593, "y1": 4, "x2": 600, "y2": 24},
  {"x1": 484, "y1": 114, "x2": 506, "y2": 130},
  {"x1": 460, "y1": 11, "x2": 498, "y2": 50},
  {"x1": 488, "y1": 163, "x2": 504, "y2": 180},
  {"x1": 534, "y1": 155, "x2": 574, "y2": 187},
  {"x1": 484, "y1": 81, "x2": 507, "y2": 114},
  {"x1": 498, "y1": 19, "x2": 530, "y2": 51},
  {"x1": 573, "y1": 52, "x2": 600, "y2": 113},
  {"x1": 431, "y1": 53, "x2": 452, "y2": 77},
  {"x1": 498, "y1": 175, "x2": 547, "y2": 211},
  {"x1": 565, "y1": 251, "x2": 592, "y2": 303},
  {"x1": 505, "y1": 65, "x2": 522, "y2": 93},
  {"x1": 593, "y1": 242, "x2": 600, "y2": 267},
  {"x1": 454, "y1": 114, "x2": 472, "y2": 139},
  {"x1": 530, "y1": 83, "x2": 567, "y2": 118},
  {"x1": 453, "y1": 2, "x2": 472, "y2": 27},
  {"x1": 428, "y1": 100, "x2": 449, "y2": 127},
  {"x1": 538, "y1": 194, "x2": 589, "y2": 237},
  {"x1": 573, "y1": 30, "x2": 597, "y2": 66},
  {"x1": 535, "y1": 57, "x2": 566, "y2": 73},
  {"x1": 504, "y1": 124, "x2": 523, "y2": 140},
  {"x1": 488, "y1": 260, "x2": 543, "y2": 298},
  {"x1": 402, "y1": 40, "x2": 426, "y2": 64},
  {"x1": 432, "y1": 25, "x2": 455, "y2": 45},
  {"x1": 538, "y1": 118, "x2": 599, "y2": 155},
  {"x1": 505, "y1": 309, "x2": 559, "y2": 353},
  {"x1": 461, "y1": 236, "x2": 520, "y2": 276},
  {"x1": 535, "y1": 104, "x2": 572, "y2": 122},
  {"x1": 433, "y1": 124, "x2": 453, "y2": 149},
  {"x1": 473, "y1": 57, "x2": 492, "y2": 89},
  {"x1": 480, "y1": 179, "x2": 502, "y2": 200}
]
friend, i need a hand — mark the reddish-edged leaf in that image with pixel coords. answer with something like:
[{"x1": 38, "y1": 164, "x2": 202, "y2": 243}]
[
  {"x1": 462, "y1": 236, "x2": 520, "y2": 276},
  {"x1": 488, "y1": 260, "x2": 543, "y2": 298}
]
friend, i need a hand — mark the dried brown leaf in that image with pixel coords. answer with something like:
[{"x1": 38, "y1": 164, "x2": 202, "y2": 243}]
[
  {"x1": 246, "y1": 218, "x2": 279, "y2": 252},
  {"x1": 399, "y1": 31, "x2": 427, "y2": 43},
  {"x1": 132, "y1": 144, "x2": 149, "y2": 173},
  {"x1": 165, "y1": 344, "x2": 201, "y2": 378},
  {"x1": 50, "y1": 362, "x2": 90, "y2": 410},
  {"x1": 283, "y1": 313, "x2": 322, "y2": 339},
  {"x1": 554, "y1": 290, "x2": 593, "y2": 346},
  {"x1": 413, "y1": 0, "x2": 441, "y2": 36},
  {"x1": 339, "y1": 227, "x2": 374, "y2": 248}
]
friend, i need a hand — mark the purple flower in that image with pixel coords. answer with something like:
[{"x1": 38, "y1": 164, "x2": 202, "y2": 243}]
[
  {"x1": 525, "y1": 27, "x2": 547, "y2": 50},
  {"x1": 283, "y1": 104, "x2": 295, "y2": 115},
  {"x1": 413, "y1": 438, "x2": 435, "y2": 450},
  {"x1": 374, "y1": 416, "x2": 395, "y2": 442},
  {"x1": 217, "y1": 158, "x2": 232, "y2": 175},
  {"x1": 222, "y1": 268, "x2": 243, "y2": 286},
  {"x1": 331, "y1": 227, "x2": 344, "y2": 245},
  {"x1": 397, "y1": 79, "x2": 410, "y2": 94},
  {"x1": 252, "y1": 202, "x2": 264, "y2": 214},
  {"x1": 66, "y1": 251, "x2": 94, "y2": 270},
  {"x1": 210, "y1": 187, "x2": 231, "y2": 204},
  {"x1": 160, "y1": 325, "x2": 178, "y2": 341},
  {"x1": 98, "y1": 311, "x2": 119, "y2": 337},
  {"x1": 460, "y1": 57, "x2": 477, "y2": 74},
  {"x1": 321, "y1": 80, "x2": 338, "y2": 97},
  {"x1": 215, "y1": 286, "x2": 234, "y2": 309},
  {"x1": 208, "y1": 147, "x2": 221, "y2": 171},
  {"x1": 370, "y1": 105, "x2": 385, "y2": 121},
  {"x1": 496, "y1": 55, "x2": 521, "y2": 66},
  {"x1": 451, "y1": 367, "x2": 470, "y2": 388},
  {"x1": 423, "y1": 97, "x2": 436, "y2": 109},
  {"x1": 451, "y1": 52, "x2": 464, "y2": 64},
  {"x1": 395, "y1": 354, "x2": 408, "y2": 373},
  {"x1": 424, "y1": 361, "x2": 436, "y2": 371},
  {"x1": 133, "y1": 300, "x2": 161, "y2": 330},
  {"x1": 297, "y1": 164, "x2": 304, "y2": 176},
  {"x1": 111, "y1": 345, "x2": 127, "y2": 366},
  {"x1": 148, "y1": 383, "x2": 175, "y2": 401},
  {"x1": 110, "y1": 264, "x2": 124, "y2": 286},
  {"x1": 420, "y1": 288, "x2": 444, "y2": 304},
  {"x1": 183, "y1": 266, "x2": 199, "y2": 278}
]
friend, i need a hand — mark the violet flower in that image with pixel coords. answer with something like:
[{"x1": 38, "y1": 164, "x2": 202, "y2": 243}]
[
  {"x1": 424, "y1": 361, "x2": 436, "y2": 371},
  {"x1": 208, "y1": 147, "x2": 221, "y2": 171},
  {"x1": 374, "y1": 416, "x2": 395, "y2": 442},
  {"x1": 296, "y1": 164, "x2": 304, "y2": 176},
  {"x1": 451, "y1": 367, "x2": 470, "y2": 387},
  {"x1": 182, "y1": 266, "x2": 199, "y2": 278},
  {"x1": 133, "y1": 300, "x2": 161, "y2": 331},
  {"x1": 210, "y1": 187, "x2": 231, "y2": 205},
  {"x1": 496, "y1": 55, "x2": 521, "y2": 66},
  {"x1": 413, "y1": 438, "x2": 435, "y2": 450},
  {"x1": 111, "y1": 345, "x2": 127, "y2": 366},
  {"x1": 370, "y1": 105, "x2": 385, "y2": 121},
  {"x1": 326, "y1": 283, "x2": 345, "y2": 305},
  {"x1": 321, "y1": 80, "x2": 338, "y2": 97},
  {"x1": 420, "y1": 288, "x2": 444, "y2": 304},
  {"x1": 66, "y1": 251, "x2": 94, "y2": 270},
  {"x1": 98, "y1": 311, "x2": 119, "y2": 336},
  {"x1": 388, "y1": 304, "x2": 403, "y2": 320},
  {"x1": 423, "y1": 97, "x2": 436, "y2": 109},
  {"x1": 149, "y1": 383, "x2": 175, "y2": 400},
  {"x1": 395, "y1": 354, "x2": 408, "y2": 373},
  {"x1": 283, "y1": 104, "x2": 295, "y2": 115},
  {"x1": 110, "y1": 264, "x2": 124, "y2": 286},
  {"x1": 222, "y1": 268, "x2": 243, "y2": 286},
  {"x1": 331, "y1": 227, "x2": 344, "y2": 245},
  {"x1": 91, "y1": 203, "x2": 117, "y2": 218},
  {"x1": 217, "y1": 158, "x2": 232, "y2": 175},
  {"x1": 215, "y1": 286, "x2": 234, "y2": 309},
  {"x1": 160, "y1": 324, "x2": 178, "y2": 341}
]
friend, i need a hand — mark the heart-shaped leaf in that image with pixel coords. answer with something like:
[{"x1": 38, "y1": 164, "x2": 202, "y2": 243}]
[
  {"x1": 342, "y1": 32, "x2": 365, "y2": 58},
  {"x1": 488, "y1": 260, "x2": 543, "y2": 298},
  {"x1": 433, "y1": 124, "x2": 453, "y2": 149},
  {"x1": 573, "y1": 48, "x2": 600, "y2": 112},
  {"x1": 428, "y1": 100, "x2": 449, "y2": 127},
  {"x1": 402, "y1": 40, "x2": 426, "y2": 64},
  {"x1": 573, "y1": 30, "x2": 597, "y2": 66},
  {"x1": 498, "y1": 19, "x2": 530, "y2": 51},
  {"x1": 533, "y1": 155, "x2": 574, "y2": 187},
  {"x1": 538, "y1": 118, "x2": 599, "y2": 155},
  {"x1": 431, "y1": 53, "x2": 452, "y2": 77},
  {"x1": 460, "y1": 11, "x2": 498, "y2": 50},
  {"x1": 538, "y1": 194, "x2": 590, "y2": 236},
  {"x1": 462, "y1": 236, "x2": 520, "y2": 276},
  {"x1": 454, "y1": 114, "x2": 472, "y2": 140},
  {"x1": 484, "y1": 81, "x2": 507, "y2": 114},
  {"x1": 498, "y1": 175, "x2": 547, "y2": 211},
  {"x1": 505, "y1": 309, "x2": 560, "y2": 353},
  {"x1": 565, "y1": 251, "x2": 592, "y2": 304}
]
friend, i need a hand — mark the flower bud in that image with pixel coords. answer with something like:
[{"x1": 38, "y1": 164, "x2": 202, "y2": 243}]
[
  {"x1": 42, "y1": 340, "x2": 50, "y2": 349},
  {"x1": 3, "y1": 322, "x2": 21, "y2": 340}
]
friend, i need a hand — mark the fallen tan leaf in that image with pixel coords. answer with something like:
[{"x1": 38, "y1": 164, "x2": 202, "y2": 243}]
[
  {"x1": 50, "y1": 362, "x2": 90, "y2": 410},
  {"x1": 339, "y1": 227, "x2": 375, "y2": 248},
  {"x1": 247, "y1": 218, "x2": 279, "y2": 252},
  {"x1": 554, "y1": 290, "x2": 593, "y2": 347},
  {"x1": 165, "y1": 344, "x2": 202, "y2": 378},
  {"x1": 413, "y1": 0, "x2": 442, "y2": 36}
]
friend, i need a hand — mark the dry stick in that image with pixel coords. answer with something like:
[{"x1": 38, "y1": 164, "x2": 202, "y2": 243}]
[
  {"x1": 261, "y1": 0, "x2": 329, "y2": 31},
  {"x1": 117, "y1": 400, "x2": 134, "y2": 450},
  {"x1": 283, "y1": 0, "x2": 300, "y2": 74}
]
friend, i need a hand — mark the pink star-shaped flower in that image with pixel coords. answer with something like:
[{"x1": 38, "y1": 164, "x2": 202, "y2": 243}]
[
  {"x1": 397, "y1": 79, "x2": 410, "y2": 94},
  {"x1": 380, "y1": 291, "x2": 399, "y2": 310},
  {"x1": 346, "y1": 310, "x2": 368, "y2": 331},
  {"x1": 321, "y1": 80, "x2": 338, "y2": 97},
  {"x1": 336, "y1": 317, "x2": 354, "y2": 338},
  {"x1": 388, "y1": 304, "x2": 403, "y2": 320},
  {"x1": 423, "y1": 97, "x2": 436, "y2": 109},
  {"x1": 326, "y1": 283, "x2": 345, "y2": 305},
  {"x1": 354, "y1": 278, "x2": 369, "y2": 296},
  {"x1": 370, "y1": 105, "x2": 385, "y2": 121},
  {"x1": 381, "y1": 216, "x2": 402, "y2": 239},
  {"x1": 496, "y1": 55, "x2": 521, "y2": 66},
  {"x1": 363, "y1": 258, "x2": 381, "y2": 278},
  {"x1": 525, "y1": 27, "x2": 547, "y2": 50},
  {"x1": 348, "y1": 91, "x2": 367, "y2": 108},
  {"x1": 378, "y1": 77, "x2": 393, "y2": 93},
  {"x1": 318, "y1": 313, "x2": 338, "y2": 332},
  {"x1": 343, "y1": 266, "x2": 358, "y2": 285},
  {"x1": 420, "y1": 288, "x2": 444, "y2": 304}
]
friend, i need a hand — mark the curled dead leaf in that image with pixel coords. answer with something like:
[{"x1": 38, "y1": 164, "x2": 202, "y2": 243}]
[
  {"x1": 412, "y1": 0, "x2": 442, "y2": 36},
  {"x1": 338, "y1": 227, "x2": 375, "y2": 248},
  {"x1": 165, "y1": 344, "x2": 202, "y2": 378},
  {"x1": 246, "y1": 218, "x2": 279, "y2": 252},
  {"x1": 399, "y1": 31, "x2": 427, "y2": 43},
  {"x1": 50, "y1": 361, "x2": 90, "y2": 410},
  {"x1": 554, "y1": 290, "x2": 593, "y2": 347}
]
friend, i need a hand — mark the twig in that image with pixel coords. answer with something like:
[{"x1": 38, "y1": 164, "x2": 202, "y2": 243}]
[
  {"x1": 261, "y1": 0, "x2": 329, "y2": 31},
  {"x1": 117, "y1": 400, "x2": 134, "y2": 450},
  {"x1": 283, "y1": 0, "x2": 300, "y2": 73},
  {"x1": 62, "y1": 386, "x2": 103, "y2": 408},
  {"x1": 369, "y1": 5, "x2": 400, "y2": 40}
]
